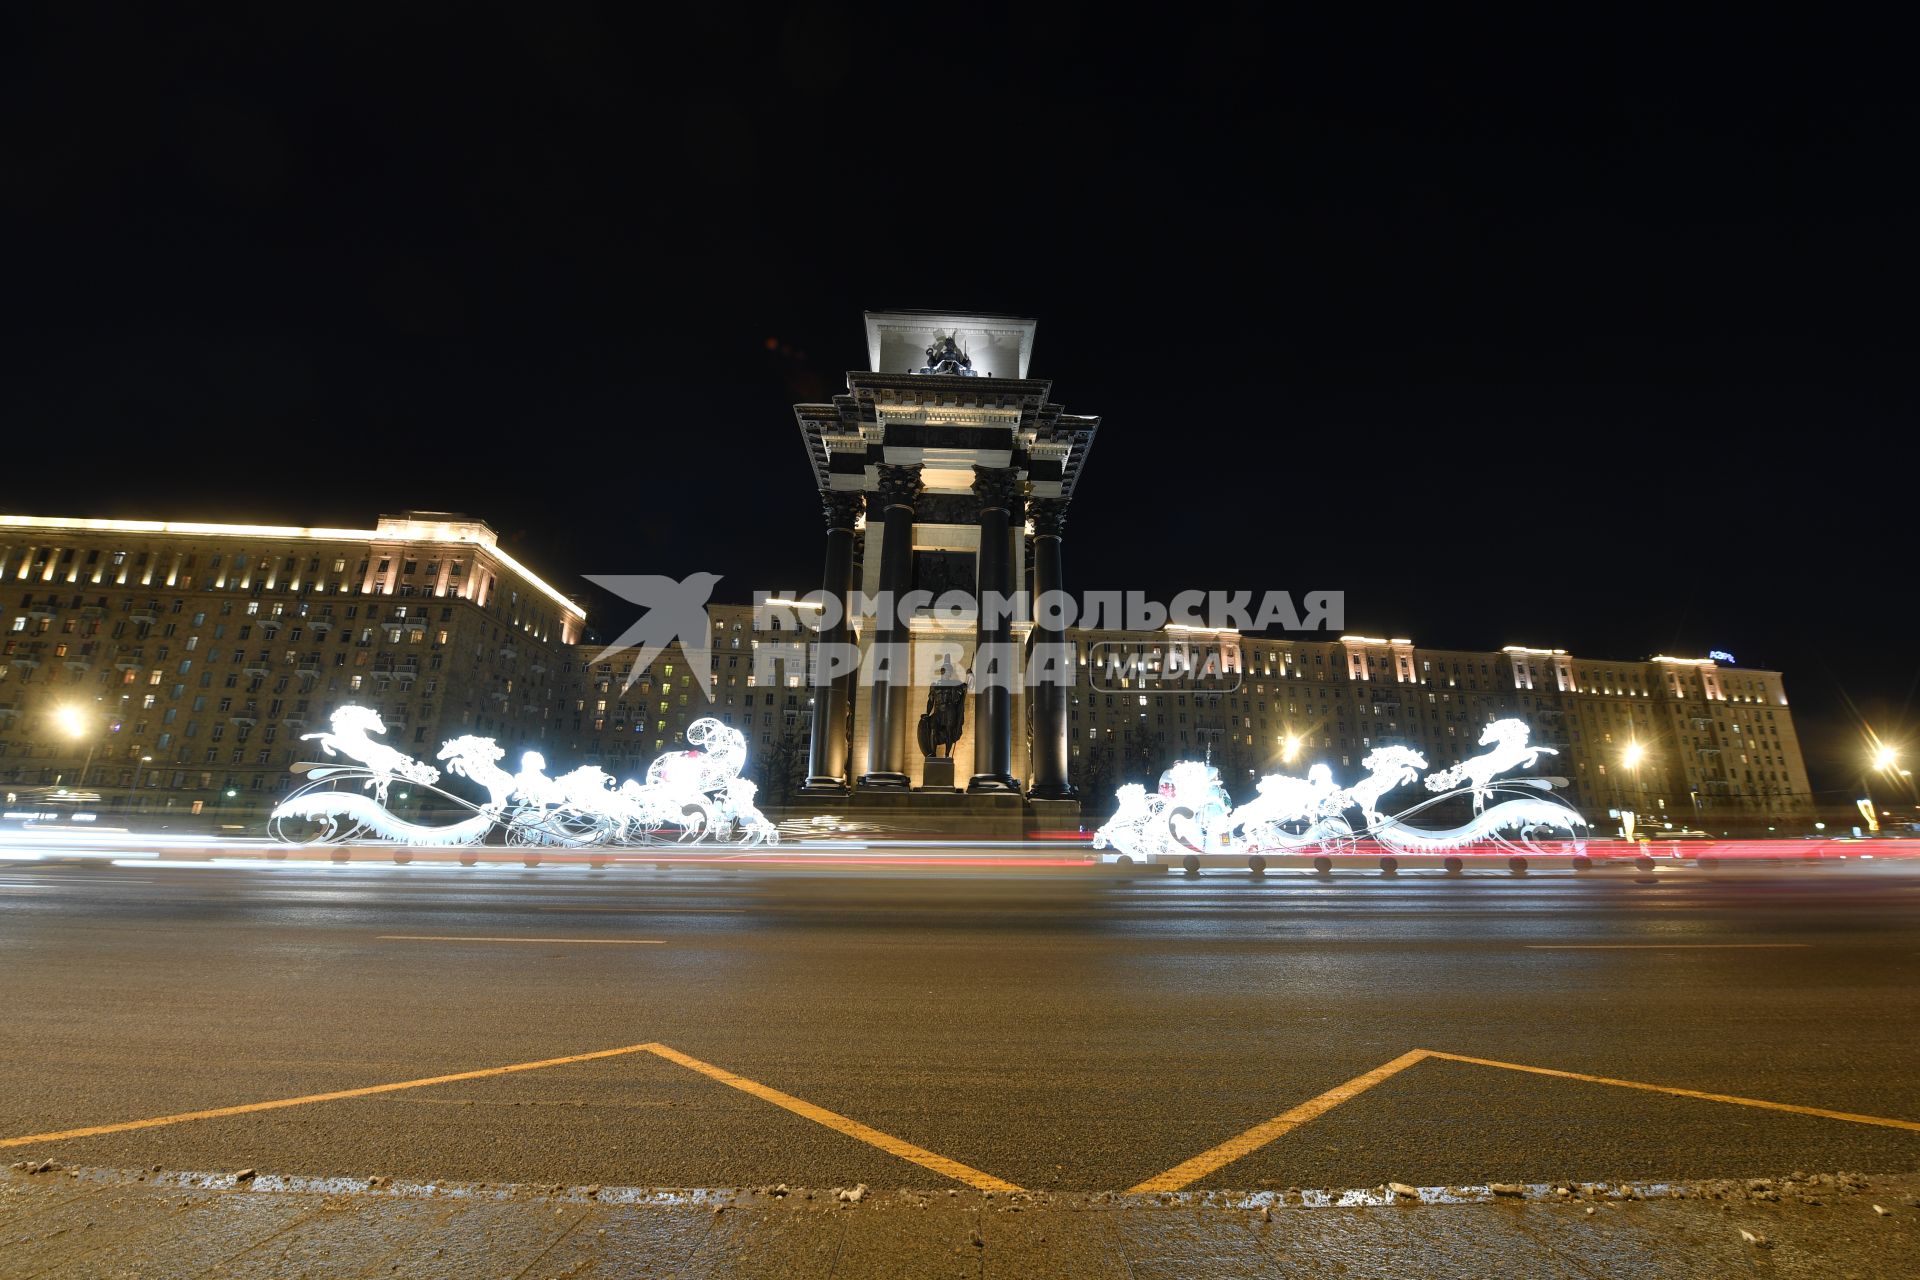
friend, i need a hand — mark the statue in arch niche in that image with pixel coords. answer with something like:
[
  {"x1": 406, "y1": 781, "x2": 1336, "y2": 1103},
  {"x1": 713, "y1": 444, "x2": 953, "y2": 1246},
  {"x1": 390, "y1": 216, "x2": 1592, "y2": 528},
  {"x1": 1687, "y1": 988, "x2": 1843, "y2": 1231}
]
[
  {"x1": 919, "y1": 333, "x2": 978, "y2": 376},
  {"x1": 918, "y1": 657, "x2": 968, "y2": 758}
]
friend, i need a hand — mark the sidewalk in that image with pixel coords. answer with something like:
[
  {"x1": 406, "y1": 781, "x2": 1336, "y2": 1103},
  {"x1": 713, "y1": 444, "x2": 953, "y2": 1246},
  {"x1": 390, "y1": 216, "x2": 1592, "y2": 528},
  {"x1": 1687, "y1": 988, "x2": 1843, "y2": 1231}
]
[{"x1": 4, "y1": 1164, "x2": 1916, "y2": 1278}]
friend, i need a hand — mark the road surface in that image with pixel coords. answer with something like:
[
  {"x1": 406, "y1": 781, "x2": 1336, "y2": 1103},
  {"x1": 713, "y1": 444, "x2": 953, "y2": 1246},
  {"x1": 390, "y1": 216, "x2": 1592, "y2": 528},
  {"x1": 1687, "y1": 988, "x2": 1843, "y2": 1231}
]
[{"x1": 4, "y1": 858, "x2": 1919, "y2": 1198}]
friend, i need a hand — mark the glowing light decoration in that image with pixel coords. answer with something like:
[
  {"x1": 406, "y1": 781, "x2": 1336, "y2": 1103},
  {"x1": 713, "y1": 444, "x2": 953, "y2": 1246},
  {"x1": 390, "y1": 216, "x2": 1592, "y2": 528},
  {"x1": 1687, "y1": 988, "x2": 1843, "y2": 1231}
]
[
  {"x1": 270, "y1": 706, "x2": 778, "y2": 848},
  {"x1": 1422, "y1": 720, "x2": 1557, "y2": 812},
  {"x1": 1092, "y1": 718, "x2": 1585, "y2": 863}
]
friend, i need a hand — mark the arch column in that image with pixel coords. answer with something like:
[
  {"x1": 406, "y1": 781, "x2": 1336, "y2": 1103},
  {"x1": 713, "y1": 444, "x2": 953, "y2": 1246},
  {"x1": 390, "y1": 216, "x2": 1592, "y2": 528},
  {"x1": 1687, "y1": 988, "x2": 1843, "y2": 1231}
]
[
  {"x1": 803, "y1": 489, "x2": 864, "y2": 791},
  {"x1": 1027, "y1": 497, "x2": 1074, "y2": 799},
  {"x1": 858, "y1": 464, "x2": 921, "y2": 789},
  {"x1": 968, "y1": 466, "x2": 1020, "y2": 794}
]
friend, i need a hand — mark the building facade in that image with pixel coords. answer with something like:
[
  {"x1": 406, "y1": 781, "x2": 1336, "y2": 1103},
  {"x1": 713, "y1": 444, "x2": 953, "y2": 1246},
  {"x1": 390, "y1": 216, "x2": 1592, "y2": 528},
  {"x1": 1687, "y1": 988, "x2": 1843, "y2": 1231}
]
[
  {"x1": 545, "y1": 602, "x2": 816, "y2": 807},
  {"x1": 0, "y1": 508, "x2": 1816, "y2": 832},
  {"x1": 1065, "y1": 629, "x2": 1812, "y2": 831},
  {"x1": 0, "y1": 512, "x2": 582, "y2": 821}
]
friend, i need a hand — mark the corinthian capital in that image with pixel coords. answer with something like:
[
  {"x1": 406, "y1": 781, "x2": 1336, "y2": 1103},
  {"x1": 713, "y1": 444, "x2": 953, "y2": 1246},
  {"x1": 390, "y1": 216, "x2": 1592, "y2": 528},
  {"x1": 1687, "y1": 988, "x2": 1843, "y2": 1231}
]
[
  {"x1": 821, "y1": 489, "x2": 865, "y2": 532},
  {"x1": 970, "y1": 465, "x2": 1023, "y2": 515},
  {"x1": 1027, "y1": 498, "x2": 1069, "y2": 539},
  {"x1": 875, "y1": 464, "x2": 924, "y2": 510}
]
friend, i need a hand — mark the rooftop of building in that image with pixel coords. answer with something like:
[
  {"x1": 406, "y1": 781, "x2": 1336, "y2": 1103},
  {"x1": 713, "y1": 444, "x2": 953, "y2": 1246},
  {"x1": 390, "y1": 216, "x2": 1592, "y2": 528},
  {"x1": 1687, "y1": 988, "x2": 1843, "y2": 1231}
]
[{"x1": 0, "y1": 511, "x2": 583, "y2": 620}]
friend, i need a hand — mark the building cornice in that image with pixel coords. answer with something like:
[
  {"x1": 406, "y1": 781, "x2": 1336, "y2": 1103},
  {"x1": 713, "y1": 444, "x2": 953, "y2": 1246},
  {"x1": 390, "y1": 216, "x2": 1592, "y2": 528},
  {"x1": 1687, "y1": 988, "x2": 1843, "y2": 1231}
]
[{"x1": 0, "y1": 513, "x2": 585, "y2": 620}]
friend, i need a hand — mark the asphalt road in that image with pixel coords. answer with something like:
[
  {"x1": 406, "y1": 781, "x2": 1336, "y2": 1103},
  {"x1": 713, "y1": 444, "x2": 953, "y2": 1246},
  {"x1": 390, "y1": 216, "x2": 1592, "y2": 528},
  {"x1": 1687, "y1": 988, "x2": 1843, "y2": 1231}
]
[{"x1": 4, "y1": 859, "x2": 1919, "y2": 1195}]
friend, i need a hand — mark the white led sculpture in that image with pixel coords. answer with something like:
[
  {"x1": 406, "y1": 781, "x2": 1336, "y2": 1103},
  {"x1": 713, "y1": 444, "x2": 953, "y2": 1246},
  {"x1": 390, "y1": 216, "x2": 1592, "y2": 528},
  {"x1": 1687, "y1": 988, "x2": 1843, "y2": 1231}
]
[
  {"x1": 1093, "y1": 718, "x2": 1585, "y2": 863},
  {"x1": 270, "y1": 707, "x2": 779, "y2": 848},
  {"x1": 299, "y1": 706, "x2": 441, "y2": 802},
  {"x1": 1092, "y1": 762, "x2": 1238, "y2": 863},
  {"x1": 1341, "y1": 746, "x2": 1428, "y2": 828},
  {"x1": 1423, "y1": 720, "x2": 1557, "y2": 811}
]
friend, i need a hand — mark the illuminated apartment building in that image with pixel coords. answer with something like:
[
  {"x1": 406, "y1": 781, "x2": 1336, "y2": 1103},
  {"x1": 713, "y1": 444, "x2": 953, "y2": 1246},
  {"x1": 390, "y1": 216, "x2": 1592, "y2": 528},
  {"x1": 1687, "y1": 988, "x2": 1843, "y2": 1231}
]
[
  {"x1": 1068, "y1": 630, "x2": 1813, "y2": 828},
  {"x1": 546, "y1": 602, "x2": 818, "y2": 805},
  {"x1": 0, "y1": 512, "x2": 582, "y2": 814},
  {"x1": 0, "y1": 507, "x2": 1817, "y2": 832}
]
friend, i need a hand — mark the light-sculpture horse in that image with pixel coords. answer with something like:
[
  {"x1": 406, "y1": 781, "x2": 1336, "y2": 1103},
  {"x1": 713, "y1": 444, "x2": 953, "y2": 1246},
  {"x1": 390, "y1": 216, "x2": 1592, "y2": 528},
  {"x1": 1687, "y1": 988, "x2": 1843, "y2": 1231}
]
[
  {"x1": 270, "y1": 732, "x2": 509, "y2": 846},
  {"x1": 1095, "y1": 716, "x2": 1583, "y2": 863},
  {"x1": 1338, "y1": 746, "x2": 1429, "y2": 829},
  {"x1": 1091, "y1": 783, "x2": 1164, "y2": 860},
  {"x1": 1225, "y1": 764, "x2": 1342, "y2": 847},
  {"x1": 1424, "y1": 719, "x2": 1557, "y2": 811},
  {"x1": 300, "y1": 706, "x2": 439, "y2": 802},
  {"x1": 437, "y1": 735, "x2": 518, "y2": 811},
  {"x1": 717, "y1": 778, "x2": 778, "y2": 846},
  {"x1": 270, "y1": 705, "x2": 780, "y2": 849}
]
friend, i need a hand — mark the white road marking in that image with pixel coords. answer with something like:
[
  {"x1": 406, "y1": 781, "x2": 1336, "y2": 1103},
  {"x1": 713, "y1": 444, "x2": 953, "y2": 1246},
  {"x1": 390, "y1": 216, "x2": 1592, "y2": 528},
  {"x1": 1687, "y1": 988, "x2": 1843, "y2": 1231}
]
[
  {"x1": 1524, "y1": 943, "x2": 1812, "y2": 950},
  {"x1": 535, "y1": 906, "x2": 745, "y2": 913},
  {"x1": 375, "y1": 935, "x2": 666, "y2": 945}
]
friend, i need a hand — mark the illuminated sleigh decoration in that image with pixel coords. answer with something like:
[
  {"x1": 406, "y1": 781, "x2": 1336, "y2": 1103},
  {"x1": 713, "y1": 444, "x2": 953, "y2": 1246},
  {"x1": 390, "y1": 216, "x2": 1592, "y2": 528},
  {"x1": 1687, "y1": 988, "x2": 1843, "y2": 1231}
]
[
  {"x1": 269, "y1": 707, "x2": 778, "y2": 849},
  {"x1": 1092, "y1": 719, "x2": 1586, "y2": 863}
]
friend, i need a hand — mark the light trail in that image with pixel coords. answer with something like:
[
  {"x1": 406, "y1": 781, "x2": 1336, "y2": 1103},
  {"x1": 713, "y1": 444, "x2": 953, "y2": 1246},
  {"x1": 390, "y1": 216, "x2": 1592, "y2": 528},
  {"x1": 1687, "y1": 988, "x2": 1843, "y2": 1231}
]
[{"x1": 5, "y1": 826, "x2": 1919, "y2": 873}]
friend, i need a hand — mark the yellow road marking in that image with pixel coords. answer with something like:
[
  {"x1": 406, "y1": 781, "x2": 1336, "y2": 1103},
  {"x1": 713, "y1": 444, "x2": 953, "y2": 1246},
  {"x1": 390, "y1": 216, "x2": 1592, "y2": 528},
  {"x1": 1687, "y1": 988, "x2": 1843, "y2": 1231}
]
[
  {"x1": 375, "y1": 935, "x2": 666, "y2": 945},
  {"x1": 0, "y1": 1042, "x2": 667, "y2": 1149},
  {"x1": 1127, "y1": 1050, "x2": 1432, "y2": 1194},
  {"x1": 1134, "y1": 1044, "x2": 1920, "y2": 1193},
  {"x1": 1423, "y1": 1051, "x2": 1920, "y2": 1133},
  {"x1": 644, "y1": 1042, "x2": 1023, "y2": 1193},
  {"x1": 1524, "y1": 944, "x2": 1812, "y2": 950},
  {"x1": 2, "y1": 1040, "x2": 1021, "y2": 1192}
]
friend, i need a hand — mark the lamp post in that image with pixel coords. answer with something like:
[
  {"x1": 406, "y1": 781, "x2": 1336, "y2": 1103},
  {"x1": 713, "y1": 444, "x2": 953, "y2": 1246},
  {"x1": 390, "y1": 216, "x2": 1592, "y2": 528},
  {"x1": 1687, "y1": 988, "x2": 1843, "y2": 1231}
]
[
  {"x1": 1866, "y1": 743, "x2": 1917, "y2": 819},
  {"x1": 55, "y1": 704, "x2": 97, "y2": 789},
  {"x1": 1862, "y1": 740, "x2": 1915, "y2": 825},
  {"x1": 136, "y1": 755, "x2": 152, "y2": 814},
  {"x1": 1856, "y1": 741, "x2": 1891, "y2": 833},
  {"x1": 1620, "y1": 739, "x2": 1646, "y2": 841}
]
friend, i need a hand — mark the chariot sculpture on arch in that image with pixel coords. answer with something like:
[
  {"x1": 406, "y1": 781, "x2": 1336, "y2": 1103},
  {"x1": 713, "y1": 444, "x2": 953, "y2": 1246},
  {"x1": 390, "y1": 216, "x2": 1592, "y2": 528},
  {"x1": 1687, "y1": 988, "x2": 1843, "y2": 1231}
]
[{"x1": 919, "y1": 332, "x2": 978, "y2": 376}]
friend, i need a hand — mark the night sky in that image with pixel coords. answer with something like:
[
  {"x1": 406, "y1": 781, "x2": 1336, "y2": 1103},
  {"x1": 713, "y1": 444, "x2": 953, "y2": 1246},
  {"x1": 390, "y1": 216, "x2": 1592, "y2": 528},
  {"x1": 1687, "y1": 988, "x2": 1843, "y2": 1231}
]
[{"x1": 3, "y1": 7, "x2": 1913, "y2": 799}]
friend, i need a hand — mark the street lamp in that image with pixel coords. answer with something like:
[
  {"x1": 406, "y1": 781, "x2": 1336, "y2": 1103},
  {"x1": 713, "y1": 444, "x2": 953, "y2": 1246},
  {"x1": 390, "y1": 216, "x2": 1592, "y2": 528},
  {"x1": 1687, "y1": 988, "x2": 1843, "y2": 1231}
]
[
  {"x1": 1619, "y1": 739, "x2": 1645, "y2": 841},
  {"x1": 56, "y1": 703, "x2": 97, "y2": 788},
  {"x1": 1621, "y1": 737, "x2": 1647, "y2": 802},
  {"x1": 1871, "y1": 746, "x2": 1917, "y2": 802},
  {"x1": 1862, "y1": 737, "x2": 1916, "y2": 819}
]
